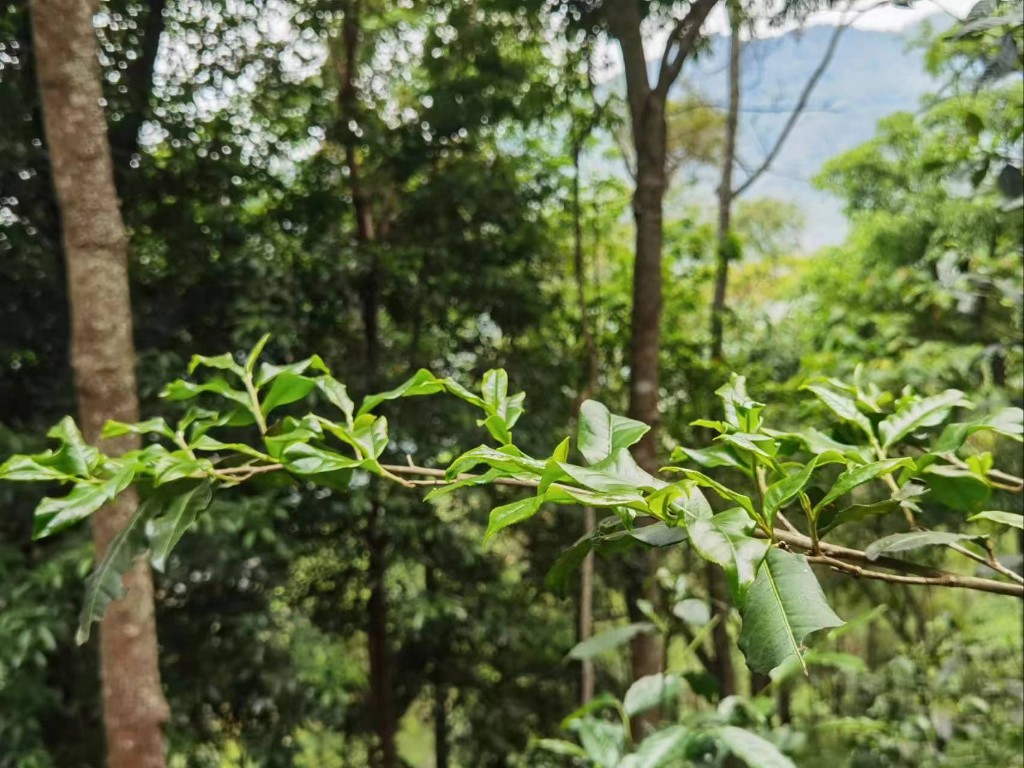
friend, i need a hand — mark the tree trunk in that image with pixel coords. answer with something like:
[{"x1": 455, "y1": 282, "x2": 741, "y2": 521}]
[
  {"x1": 366, "y1": 508, "x2": 397, "y2": 768},
  {"x1": 710, "y1": 6, "x2": 741, "y2": 362},
  {"x1": 433, "y1": 683, "x2": 449, "y2": 768},
  {"x1": 30, "y1": 1, "x2": 169, "y2": 766},
  {"x1": 336, "y1": 6, "x2": 396, "y2": 765},
  {"x1": 572, "y1": 140, "x2": 598, "y2": 706},
  {"x1": 707, "y1": 566, "x2": 737, "y2": 699}
]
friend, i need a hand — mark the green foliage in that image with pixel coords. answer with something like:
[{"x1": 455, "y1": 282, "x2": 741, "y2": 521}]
[{"x1": 2, "y1": 340, "x2": 1020, "y2": 685}]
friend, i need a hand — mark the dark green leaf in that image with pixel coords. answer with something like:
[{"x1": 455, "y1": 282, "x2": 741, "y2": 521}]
[
  {"x1": 813, "y1": 458, "x2": 914, "y2": 514},
  {"x1": 687, "y1": 508, "x2": 769, "y2": 601},
  {"x1": 76, "y1": 493, "x2": 159, "y2": 644},
  {"x1": 738, "y1": 548, "x2": 843, "y2": 673},
  {"x1": 147, "y1": 481, "x2": 214, "y2": 572},
  {"x1": 932, "y1": 407, "x2": 1023, "y2": 453}
]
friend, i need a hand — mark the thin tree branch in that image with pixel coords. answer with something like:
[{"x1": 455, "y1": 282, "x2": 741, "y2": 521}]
[
  {"x1": 730, "y1": 0, "x2": 887, "y2": 200},
  {"x1": 655, "y1": 0, "x2": 721, "y2": 99}
]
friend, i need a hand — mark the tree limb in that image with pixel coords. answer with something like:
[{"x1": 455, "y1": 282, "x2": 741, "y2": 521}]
[{"x1": 655, "y1": 0, "x2": 721, "y2": 99}]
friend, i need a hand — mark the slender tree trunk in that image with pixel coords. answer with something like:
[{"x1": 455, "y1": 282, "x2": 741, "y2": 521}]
[
  {"x1": 433, "y1": 682, "x2": 449, "y2": 768},
  {"x1": 30, "y1": 1, "x2": 169, "y2": 766},
  {"x1": 337, "y1": 6, "x2": 396, "y2": 766},
  {"x1": 707, "y1": 566, "x2": 737, "y2": 698},
  {"x1": 710, "y1": 6, "x2": 741, "y2": 362},
  {"x1": 572, "y1": 140, "x2": 599, "y2": 706}
]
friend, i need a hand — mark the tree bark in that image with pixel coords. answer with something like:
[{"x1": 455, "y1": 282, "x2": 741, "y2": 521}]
[
  {"x1": 605, "y1": 0, "x2": 717, "y2": 737},
  {"x1": 707, "y1": 566, "x2": 738, "y2": 698},
  {"x1": 30, "y1": 1, "x2": 169, "y2": 766},
  {"x1": 336, "y1": 6, "x2": 396, "y2": 766},
  {"x1": 710, "y1": 5, "x2": 741, "y2": 363},
  {"x1": 572, "y1": 139, "x2": 598, "y2": 706}
]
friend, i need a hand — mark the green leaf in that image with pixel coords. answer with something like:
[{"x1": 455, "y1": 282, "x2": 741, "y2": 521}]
[
  {"x1": 716, "y1": 726, "x2": 796, "y2": 768},
  {"x1": 624, "y1": 674, "x2": 681, "y2": 717},
  {"x1": 664, "y1": 468, "x2": 757, "y2": 521},
  {"x1": 445, "y1": 444, "x2": 544, "y2": 479},
  {"x1": 557, "y1": 452, "x2": 658, "y2": 495},
  {"x1": 424, "y1": 467, "x2": 514, "y2": 501},
  {"x1": 255, "y1": 356, "x2": 328, "y2": 387},
  {"x1": 878, "y1": 389, "x2": 972, "y2": 448},
  {"x1": 671, "y1": 444, "x2": 748, "y2": 472},
  {"x1": 572, "y1": 718, "x2": 623, "y2": 768},
  {"x1": 738, "y1": 548, "x2": 843, "y2": 673},
  {"x1": 0, "y1": 454, "x2": 76, "y2": 482},
  {"x1": 47, "y1": 417, "x2": 103, "y2": 475},
  {"x1": 718, "y1": 432, "x2": 779, "y2": 462},
  {"x1": 316, "y1": 376, "x2": 355, "y2": 424},
  {"x1": 969, "y1": 510, "x2": 1024, "y2": 530},
  {"x1": 34, "y1": 466, "x2": 135, "y2": 539},
  {"x1": 483, "y1": 495, "x2": 544, "y2": 544},
  {"x1": 357, "y1": 369, "x2": 446, "y2": 415},
  {"x1": 626, "y1": 725, "x2": 689, "y2": 768},
  {"x1": 282, "y1": 443, "x2": 362, "y2": 475},
  {"x1": 802, "y1": 383, "x2": 874, "y2": 440},
  {"x1": 813, "y1": 458, "x2": 914, "y2": 514},
  {"x1": 101, "y1": 418, "x2": 174, "y2": 440},
  {"x1": 162, "y1": 377, "x2": 250, "y2": 407},
  {"x1": 763, "y1": 452, "x2": 845, "y2": 525},
  {"x1": 245, "y1": 334, "x2": 271, "y2": 374},
  {"x1": 188, "y1": 352, "x2": 243, "y2": 376},
  {"x1": 921, "y1": 464, "x2": 991, "y2": 513},
  {"x1": 864, "y1": 531, "x2": 981, "y2": 560},
  {"x1": 566, "y1": 622, "x2": 655, "y2": 660},
  {"x1": 347, "y1": 414, "x2": 390, "y2": 459},
  {"x1": 717, "y1": 374, "x2": 766, "y2": 432},
  {"x1": 189, "y1": 435, "x2": 272, "y2": 462},
  {"x1": 259, "y1": 372, "x2": 318, "y2": 417},
  {"x1": 545, "y1": 535, "x2": 593, "y2": 596},
  {"x1": 687, "y1": 508, "x2": 769, "y2": 601},
  {"x1": 818, "y1": 499, "x2": 901, "y2": 535},
  {"x1": 769, "y1": 649, "x2": 867, "y2": 685},
  {"x1": 577, "y1": 400, "x2": 649, "y2": 465},
  {"x1": 76, "y1": 493, "x2": 159, "y2": 644},
  {"x1": 532, "y1": 739, "x2": 587, "y2": 758},
  {"x1": 933, "y1": 407, "x2": 1023, "y2": 453},
  {"x1": 147, "y1": 481, "x2": 214, "y2": 572}
]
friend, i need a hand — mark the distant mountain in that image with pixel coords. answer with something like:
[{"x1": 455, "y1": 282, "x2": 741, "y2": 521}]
[{"x1": 596, "y1": 14, "x2": 953, "y2": 251}]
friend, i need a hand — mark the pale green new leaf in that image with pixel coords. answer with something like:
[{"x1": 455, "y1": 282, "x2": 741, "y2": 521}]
[
  {"x1": 716, "y1": 726, "x2": 796, "y2": 768},
  {"x1": 738, "y1": 549, "x2": 843, "y2": 673},
  {"x1": 626, "y1": 725, "x2": 689, "y2": 768},
  {"x1": 577, "y1": 399, "x2": 649, "y2": 465},
  {"x1": 802, "y1": 383, "x2": 874, "y2": 439},
  {"x1": 566, "y1": 622, "x2": 655, "y2": 660},
  {"x1": 933, "y1": 407, "x2": 1023, "y2": 453},
  {"x1": 357, "y1": 369, "x2": 445, "y2": 415},
  {"x1": 969, "y1": 510, "x2": 1024, "y2": 529},
  {"x1": 483, "y1": 495, "x2": 544, "y2": 544},
  {"x1": 623, "y1": 673, "x2": 682, "y2": 717}
]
